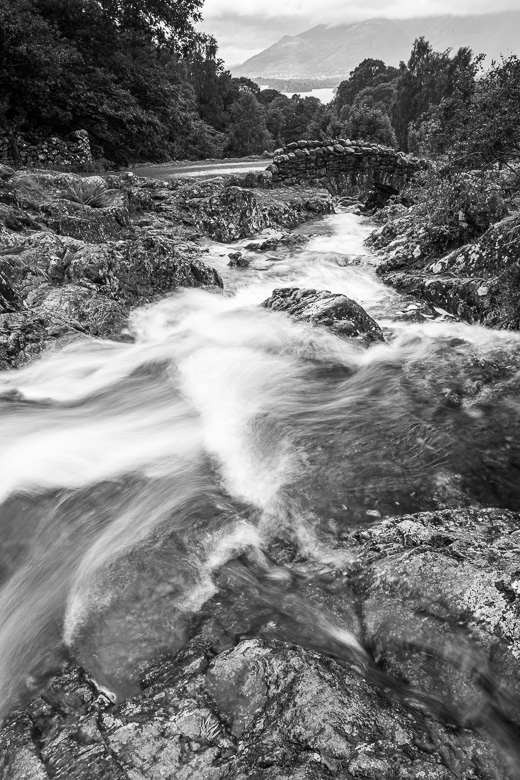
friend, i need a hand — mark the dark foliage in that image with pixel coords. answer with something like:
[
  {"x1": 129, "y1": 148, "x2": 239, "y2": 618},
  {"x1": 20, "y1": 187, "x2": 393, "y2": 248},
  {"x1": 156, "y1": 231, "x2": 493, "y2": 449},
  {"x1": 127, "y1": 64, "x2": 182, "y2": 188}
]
[
  {"x1": 0, "y1": 1, "x2": 298, "y2": 163},
  {"x1": 3, "y1": 10, "x2": 518, "y2": 169},
  {"x1": 0, "y1": 0, "x2": 333, "y2": 164},
  {"x1": 417, "y1": 55, "x2": 520, "y2": 175},
  {"x1": 334, "y1": 59, "x2": 398, "y2": 116},
  {"x1": 342, "y1": 107, "x2": 397, "y2": 148}
]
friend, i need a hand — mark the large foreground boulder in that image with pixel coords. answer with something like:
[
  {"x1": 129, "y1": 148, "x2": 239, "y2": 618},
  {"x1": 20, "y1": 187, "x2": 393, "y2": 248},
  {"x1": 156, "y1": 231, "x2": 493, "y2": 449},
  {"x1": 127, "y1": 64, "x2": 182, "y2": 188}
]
[
  {"x1": 0, "y1": 638, "x2": 504, "y2": 780},
  {"x1": 262, "y1": 287, "x2": 384, "y2": 344},
  {"x1": 2, "y1": 507, "x2": 520, "y2": 779}
]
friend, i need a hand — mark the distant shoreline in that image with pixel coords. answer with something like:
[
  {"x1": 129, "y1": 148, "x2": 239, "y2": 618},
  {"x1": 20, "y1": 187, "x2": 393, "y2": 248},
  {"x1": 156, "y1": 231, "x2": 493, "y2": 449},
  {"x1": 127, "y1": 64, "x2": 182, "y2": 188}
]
[{"x1": 252, "y1": 77, "x2": 339, "y2": 92}]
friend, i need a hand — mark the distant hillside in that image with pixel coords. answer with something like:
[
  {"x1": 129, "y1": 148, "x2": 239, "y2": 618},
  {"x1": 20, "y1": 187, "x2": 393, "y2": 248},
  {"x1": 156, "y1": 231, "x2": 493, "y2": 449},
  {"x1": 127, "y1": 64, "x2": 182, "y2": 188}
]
[{"x1": 231, "y1": 12, "x2": 520, "y2": 81}]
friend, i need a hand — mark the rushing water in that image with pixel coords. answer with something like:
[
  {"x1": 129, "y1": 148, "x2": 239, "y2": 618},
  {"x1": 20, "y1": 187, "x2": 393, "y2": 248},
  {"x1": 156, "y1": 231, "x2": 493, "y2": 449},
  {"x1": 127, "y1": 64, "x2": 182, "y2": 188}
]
[{"x1": 2, "y1": 210, "x2": 520, "y2": 761}]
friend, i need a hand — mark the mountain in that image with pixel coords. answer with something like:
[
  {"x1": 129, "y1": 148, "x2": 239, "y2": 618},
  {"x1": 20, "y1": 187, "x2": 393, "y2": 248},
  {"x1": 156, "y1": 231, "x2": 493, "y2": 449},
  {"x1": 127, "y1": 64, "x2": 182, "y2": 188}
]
[{"x1": 231, "y1": 12, "x2": 520, "y2": 81}]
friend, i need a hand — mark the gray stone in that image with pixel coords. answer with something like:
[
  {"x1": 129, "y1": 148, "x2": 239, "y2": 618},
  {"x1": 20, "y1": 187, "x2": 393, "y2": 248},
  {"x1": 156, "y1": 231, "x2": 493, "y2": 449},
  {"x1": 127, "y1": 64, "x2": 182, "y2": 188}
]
[
  {"x1": 262, "y1": 287, "x2": 384, "y2": 345},
  {"x1": 268, "y1": 138, "x2": 420, "y2": 197}
]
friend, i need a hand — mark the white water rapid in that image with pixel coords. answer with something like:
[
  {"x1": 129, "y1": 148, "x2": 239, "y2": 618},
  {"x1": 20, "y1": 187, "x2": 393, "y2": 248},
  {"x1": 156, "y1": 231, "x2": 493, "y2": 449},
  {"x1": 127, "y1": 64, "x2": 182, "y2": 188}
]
[{"x1": 1, "y1": 209, "x2": 520, "y2": 757}]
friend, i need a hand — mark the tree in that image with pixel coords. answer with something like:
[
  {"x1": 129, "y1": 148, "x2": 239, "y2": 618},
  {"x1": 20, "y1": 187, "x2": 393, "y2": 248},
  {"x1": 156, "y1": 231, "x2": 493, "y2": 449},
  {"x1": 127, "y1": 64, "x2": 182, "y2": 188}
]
[
  {"x1": 460, "y1": 55, "x2": 520, "y2": 170},
  {"x1": 233, "y1": 77, "x2": 260, "y2": 95},
  {"x1": 225, "y1": 93, "x2": 273, "y2": 156},
  {"x1": 0, "y1": 0, "x2": 232, "y2": 164},
  {"x1": 98, "y1": 0, "x2": 207, "y2": 50},
  {"x1": 188, "y1": 54, "x2": 231, "y2": 131},
  {"x1": 0, "y1": 0, "x2": 78, "y2": 143},
  {"x1": 335, "y1": 59, "x2": 398, "y2": 116},
  {"x1": 418, "y1": 54, "x2": 520, "y2": 174},
  {"x1": 265, "y1": 107, "x2": 285, "y2": 148},
  {"x1": 276, "y1": 95, "x2": 323, "y2": 144},
  {"x1": 391, "y1": 38, "x2": 453, "y2": 151},
  {"x1": 3, "y1": 0, "x2": 327, "y2": 164},
  {"x1": 257, "y1": 89, "x2": 284, "y2": 106},
  {"x1": 343, "y1": 107, "x2": 397, "y2": 147},
  {"x1": 352, "y1": 82, "x2": 395, "y2": 114}
]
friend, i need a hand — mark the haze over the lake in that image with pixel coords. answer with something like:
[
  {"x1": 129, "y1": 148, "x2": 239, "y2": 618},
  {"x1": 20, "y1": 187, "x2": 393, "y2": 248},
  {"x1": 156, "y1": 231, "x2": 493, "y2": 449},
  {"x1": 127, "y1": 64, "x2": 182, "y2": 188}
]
[{"x1": 199, "y1": 0, "x2": 520, "y2": 67}]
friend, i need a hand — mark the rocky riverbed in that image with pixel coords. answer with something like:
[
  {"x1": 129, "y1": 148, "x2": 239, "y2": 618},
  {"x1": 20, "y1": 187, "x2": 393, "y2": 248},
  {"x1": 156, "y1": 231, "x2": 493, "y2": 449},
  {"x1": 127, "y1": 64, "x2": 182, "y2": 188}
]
[
  {"x1": 0, "y1": 165, "x2": 332, "y2": 370},
  {"x1": 3, "y1": 506, "x2": 520, "y2": 780},
  {"x1": 1, "y1": 164, "x2": 520, "y2": 780}
]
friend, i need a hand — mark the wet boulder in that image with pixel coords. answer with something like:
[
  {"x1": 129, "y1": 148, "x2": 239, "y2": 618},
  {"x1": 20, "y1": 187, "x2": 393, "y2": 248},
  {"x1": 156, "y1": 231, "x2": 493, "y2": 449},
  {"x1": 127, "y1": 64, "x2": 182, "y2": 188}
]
[
  {"x1": 262, "y1": 287, "x2": 384, "y2": 344},
  {"x1": 381, "y1": 272, "x2": 499, "y2": 324},
  {"x1": 372, "y1": 208, "x2": 520, "y2": 330},
  {"x1": 0, "y1": 633, "x2": 511, "y2": 780},
  {"x1": 0, "y1": 311, "x2": 51, "y2": 370},
  {"x1": 2, "y1": 503, "x2": 519, "y2": 780},
  {"x1": 68, "y1": 236, "x2": 222, "y2": 305},
  {"x1": 228, "y1": 251, "x2": 250, "y2": 268},
  {"x1": 0, "y1": 233, "x2": 85, "y2": 303},
  {"x1": 243, "y1": 232, "x2": 308, "y2": 253},
  {"x1": 0, "y1": 164, "x2": 15, "y2": 182},
  {"x1": 0, "y1": 170, "x2": 131, "y2": 243},
  {"x1": 0, "y1": 232, "x2": 222, "y2": 369},
  {"x1": 350, "y1": 505, "x2": 520, "y2": 770},
  {"x1": 180, "y1": 185, "x2": 270, "y2": 242},
  {"x1": 422, "y1": 213, "x2": 520, "y2": 281},
  {"x1": 30, "y1": 285, "x2": 127, "y2": 338},
  {"x1": 0, "y1": 289, "x2": 127, "y2": 370},
  {"x1": 420, "y1": 212, "x2": 520, "y2": 328}
]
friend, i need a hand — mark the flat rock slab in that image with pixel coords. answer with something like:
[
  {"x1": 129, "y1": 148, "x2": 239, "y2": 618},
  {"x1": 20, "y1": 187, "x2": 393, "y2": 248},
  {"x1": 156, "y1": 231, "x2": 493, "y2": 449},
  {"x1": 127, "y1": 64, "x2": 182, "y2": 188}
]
[{"x1": 262, "y1": 287, "x2": 384, "y2": 344}]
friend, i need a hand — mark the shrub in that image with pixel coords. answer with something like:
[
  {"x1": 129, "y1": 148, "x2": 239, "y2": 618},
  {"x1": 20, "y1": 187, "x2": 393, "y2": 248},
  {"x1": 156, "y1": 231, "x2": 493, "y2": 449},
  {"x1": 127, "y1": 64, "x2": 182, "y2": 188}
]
[
  {"x1": 342, "y1": 106, "x2": 397, "y2": 148},
  {"x1": 403, "y1": 165, "x2": 510, "y2": 251},
  {"x1": 59, "y1": 177, "x2": 118, "y2": 208},
  {"x1": 416, "y1": 55, "x2": 520, "y2": 177}
]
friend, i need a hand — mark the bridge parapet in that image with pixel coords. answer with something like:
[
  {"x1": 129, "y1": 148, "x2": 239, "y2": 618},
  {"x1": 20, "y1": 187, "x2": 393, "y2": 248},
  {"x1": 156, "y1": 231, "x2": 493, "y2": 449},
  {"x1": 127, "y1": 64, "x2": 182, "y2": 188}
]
[{"x1": 267, "y1": 139, "x2": 421, "y2": 196}]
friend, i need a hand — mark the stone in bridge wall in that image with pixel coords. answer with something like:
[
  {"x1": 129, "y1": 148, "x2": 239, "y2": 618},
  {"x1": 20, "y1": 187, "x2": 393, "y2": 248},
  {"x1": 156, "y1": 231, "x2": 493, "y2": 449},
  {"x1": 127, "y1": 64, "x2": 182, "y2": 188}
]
[
  {"x1": 0, "y1": 130, "x2": 93, "y2": 170},
  {"x1": 266, "y1": 139, "x2": 421, "y2": 195}
]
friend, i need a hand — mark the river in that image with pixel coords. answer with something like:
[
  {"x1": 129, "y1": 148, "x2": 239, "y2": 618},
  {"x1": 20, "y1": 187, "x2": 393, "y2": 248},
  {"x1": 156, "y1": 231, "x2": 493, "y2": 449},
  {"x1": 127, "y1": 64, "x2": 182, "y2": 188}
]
[{"x1": 1, "y1": 208, "x2": 520, "y2": 759}]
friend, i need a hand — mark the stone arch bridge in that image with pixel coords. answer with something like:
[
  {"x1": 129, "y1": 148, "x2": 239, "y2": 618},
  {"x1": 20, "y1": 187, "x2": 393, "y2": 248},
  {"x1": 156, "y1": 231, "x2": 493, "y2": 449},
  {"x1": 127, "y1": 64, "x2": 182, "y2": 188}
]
[{"x1": 267, "y1": 139, "x2": 421, "y2": 197}]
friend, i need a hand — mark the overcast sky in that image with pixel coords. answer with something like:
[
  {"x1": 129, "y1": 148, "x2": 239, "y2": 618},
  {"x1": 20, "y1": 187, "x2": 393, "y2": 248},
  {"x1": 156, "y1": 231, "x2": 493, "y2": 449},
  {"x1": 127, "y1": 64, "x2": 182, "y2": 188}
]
[{"x1": 198, "y1": 0, "x2": 520, "y2": 68}]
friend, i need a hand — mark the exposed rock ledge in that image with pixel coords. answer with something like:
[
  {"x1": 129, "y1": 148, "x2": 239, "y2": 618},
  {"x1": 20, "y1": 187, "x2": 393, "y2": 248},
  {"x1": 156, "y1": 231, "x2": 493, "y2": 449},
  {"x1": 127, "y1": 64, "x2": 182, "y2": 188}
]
[
  {"x1": 370, "y1": 208, "x2": 520, "y2": 329},
  {"x1": 2, "y1": 507, "x2": 520, "y2": 779},
  {"x1": 0, "y1": 166, "x2": 333, "y2": 369}
]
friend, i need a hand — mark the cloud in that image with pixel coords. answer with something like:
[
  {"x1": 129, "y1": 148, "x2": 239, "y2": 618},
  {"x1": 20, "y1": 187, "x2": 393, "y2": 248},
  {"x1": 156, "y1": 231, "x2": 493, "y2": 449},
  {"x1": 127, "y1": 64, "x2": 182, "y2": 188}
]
[
  {"x1": 199, "y1": 0, "x2": 520, "y2": 66},
  {"x1": 202, "y1": 0, "x2": 520, "y2": 23},
  {"x1": 198, "y1": 13, "x2": 307, "y2": 66}
]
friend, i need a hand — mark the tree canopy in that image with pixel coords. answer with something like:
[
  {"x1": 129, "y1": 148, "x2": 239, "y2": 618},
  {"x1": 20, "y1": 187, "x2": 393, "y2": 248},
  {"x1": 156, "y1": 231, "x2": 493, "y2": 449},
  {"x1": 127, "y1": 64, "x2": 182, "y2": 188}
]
[
  {"x1": 0, "y1": 0, "x2": 332, "y2": 164},
  {"x1": 417, "y1": 54, "x2": 520, "y2": 173},
  {"x1": 4, "y1": 15, "x2": 516, "y2": 167}
]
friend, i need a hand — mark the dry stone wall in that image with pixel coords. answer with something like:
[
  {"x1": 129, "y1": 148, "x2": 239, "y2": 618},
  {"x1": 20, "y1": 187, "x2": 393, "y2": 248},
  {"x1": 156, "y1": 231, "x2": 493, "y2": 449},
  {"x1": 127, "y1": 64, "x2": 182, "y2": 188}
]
[
  {"x1": 267, "y1": 139, "x2": 421, "y2": 196},
  {"x1": 0, "y1": 129, "x2": 93, "y2": 169}
]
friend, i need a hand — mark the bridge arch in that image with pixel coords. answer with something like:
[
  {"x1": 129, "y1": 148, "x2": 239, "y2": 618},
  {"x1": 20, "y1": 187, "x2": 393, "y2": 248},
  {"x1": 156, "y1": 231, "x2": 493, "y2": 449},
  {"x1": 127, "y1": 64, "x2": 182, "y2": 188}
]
[{"x1": 267, "y1": 139, "x2": 421, "y2": 197}]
